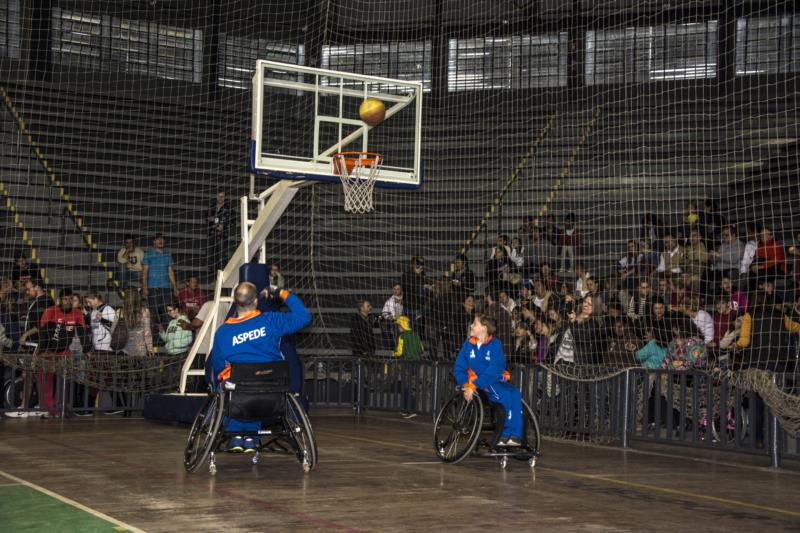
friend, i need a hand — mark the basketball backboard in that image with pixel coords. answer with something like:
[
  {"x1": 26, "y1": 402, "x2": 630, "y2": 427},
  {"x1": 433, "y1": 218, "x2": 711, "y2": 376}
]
[{"x1": 248, "y1": 60, "x2": 423, "y2": 189}]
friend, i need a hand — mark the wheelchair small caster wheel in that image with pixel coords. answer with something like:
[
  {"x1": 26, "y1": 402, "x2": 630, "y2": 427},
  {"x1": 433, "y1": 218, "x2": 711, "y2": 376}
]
[
  {"x1": 499, "y1": 456, "x2": 508, "y2": 470},
  {"x1": 302, "y1": 461, "x2": 311, "y2": 473},
  {"x1": 528, "y1": 457, "x2": 536, "y2": 468},
  {"x1": 252, "y1": 452, "x2": 260, "y2": 465},
  {"x1": 209, "y1": 452, "x2": 217, "y2": 475}
]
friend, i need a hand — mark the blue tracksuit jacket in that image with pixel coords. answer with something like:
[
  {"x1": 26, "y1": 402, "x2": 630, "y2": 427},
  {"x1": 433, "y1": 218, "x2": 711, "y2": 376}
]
[
  {"x1": 210, "y1": 292, "x2": 311, "y2": 379},
  {"x1": 453, "y1": 336, "x2": 523, "y2": 439}
]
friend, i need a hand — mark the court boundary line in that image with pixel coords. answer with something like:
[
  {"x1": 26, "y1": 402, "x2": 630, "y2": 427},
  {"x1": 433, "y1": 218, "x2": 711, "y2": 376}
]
[
  {"x1": 317, "y1": 429, "x2": 800, "y2": 519},
  {"x1": 0, "y1": 469, "x2": 147, "y2": 533}
]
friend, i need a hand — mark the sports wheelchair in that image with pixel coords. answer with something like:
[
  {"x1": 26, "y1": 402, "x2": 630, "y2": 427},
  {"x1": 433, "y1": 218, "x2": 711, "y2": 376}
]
[
  {"x1": 433, "y1": 388, "x2": 541, "y2": 469},
  {"x1": 184, "y1": 361, "x2": 317, "y2": 475}
]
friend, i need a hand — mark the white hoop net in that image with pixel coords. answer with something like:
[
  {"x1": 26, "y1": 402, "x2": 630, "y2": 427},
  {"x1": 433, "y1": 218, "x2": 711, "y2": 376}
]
[{"x1": 333, "y1": 152, "x2": 384, "y2": 214}]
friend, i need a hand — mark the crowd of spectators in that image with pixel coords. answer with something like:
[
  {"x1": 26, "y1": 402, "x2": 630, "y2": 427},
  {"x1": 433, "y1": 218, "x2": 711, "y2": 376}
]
[
  {"x1": 350, "y1": 202, "x2": 800, "y2": 381},
  {"x1": 0, "y1": 232, "x2": 211, "y2": 416}
]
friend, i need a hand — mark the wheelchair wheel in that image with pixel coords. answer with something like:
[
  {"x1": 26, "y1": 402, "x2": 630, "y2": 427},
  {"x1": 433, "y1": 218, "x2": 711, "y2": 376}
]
[
  {"x1": 284, "y1": 393, "x2": 317, "y2": 472},
  {"x1": 184, "y1": 392, "x2": 224, "y2": 473},
  {"x1": 514, "y1": 399, "x2": 541, "y2": 466},
  {"x1": 433, "y1": 391, "x2": 483, "y2": 464}
]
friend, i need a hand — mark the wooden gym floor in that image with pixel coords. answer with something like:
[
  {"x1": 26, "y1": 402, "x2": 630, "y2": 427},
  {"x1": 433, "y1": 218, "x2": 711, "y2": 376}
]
[{"x1": 1, "y1": 409, "x2": 799, "y2": 532}]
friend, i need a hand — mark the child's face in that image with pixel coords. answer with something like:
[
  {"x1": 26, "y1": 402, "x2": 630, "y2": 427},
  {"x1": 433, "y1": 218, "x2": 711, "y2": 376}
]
[{"x1": 470, "y1": 318, "x2": 488, "y2": 339}]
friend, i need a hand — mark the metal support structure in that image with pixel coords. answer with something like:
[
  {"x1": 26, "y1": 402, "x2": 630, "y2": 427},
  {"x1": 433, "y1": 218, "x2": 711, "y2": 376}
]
[
  {"x1": 178, "y1": 180, "x2": 304, "y2": 394},
  {"x1": 770, "y1": 374, "x2": 780, "y2": 468},
  {"x1": 622, "y1": 369, "x2": 630, "y2": 449}
]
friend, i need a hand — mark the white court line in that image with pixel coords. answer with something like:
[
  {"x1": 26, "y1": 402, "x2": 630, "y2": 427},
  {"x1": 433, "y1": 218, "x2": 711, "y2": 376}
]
[
  {"x1": 0, "y1": 469, "x2": 147, "y2": 533},
  {"x1": 401, "y1": 461, "x2": 442, "y2": 465}
]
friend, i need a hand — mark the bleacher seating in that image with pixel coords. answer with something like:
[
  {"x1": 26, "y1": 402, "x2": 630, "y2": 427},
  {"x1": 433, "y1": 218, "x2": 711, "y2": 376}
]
[{"x1": 0, "y1": 81, "x2": 797, "y2": 356}]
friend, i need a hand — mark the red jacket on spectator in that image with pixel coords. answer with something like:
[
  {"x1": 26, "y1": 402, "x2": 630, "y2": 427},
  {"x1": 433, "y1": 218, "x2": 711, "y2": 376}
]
[
  {"x1": 39, "y1": 305, "x2": 86, "y2": 355},
  {"x1": 754, "y1": 239, "x2": 786, "y2": 272},
  {"x1": 178, "y1": 287, "x2": 207, "y2": 319}
]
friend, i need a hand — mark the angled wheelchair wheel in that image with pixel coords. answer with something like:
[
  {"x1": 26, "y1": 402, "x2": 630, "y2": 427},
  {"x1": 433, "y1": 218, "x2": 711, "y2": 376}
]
[
  {"x1": 184, "y1": 392, "x2": 225, "y2": 473},
  {"x1": 433, "y1": 391, "x2": 483, "y2": 464},
  {"x1": 514, "y1": 399, "x2": 541, "y2": 466},
  {"x1": 284, "y1": 393, "x2": 317, "y2": 472}
]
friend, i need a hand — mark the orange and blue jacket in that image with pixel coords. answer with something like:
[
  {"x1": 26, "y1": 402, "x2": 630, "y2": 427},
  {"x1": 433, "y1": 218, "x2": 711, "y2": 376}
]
[
  {"x1": 209, "y1": 291, "x2": 311, "y2": 379},
  {"x1": 453, "y1": 336, "x2": 510, "y2": 391}
]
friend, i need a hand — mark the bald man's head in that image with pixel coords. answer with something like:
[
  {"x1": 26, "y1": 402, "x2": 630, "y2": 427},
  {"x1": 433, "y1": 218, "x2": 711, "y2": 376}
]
[{"x1": 234, "y1": 282, "x2": 258, "y2": 310}]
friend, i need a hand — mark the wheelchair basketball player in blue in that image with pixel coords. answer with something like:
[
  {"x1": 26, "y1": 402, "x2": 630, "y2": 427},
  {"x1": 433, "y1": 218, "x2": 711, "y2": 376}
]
[{"x1": 454, "y1": 313, "x2": 523, "y2": 447}]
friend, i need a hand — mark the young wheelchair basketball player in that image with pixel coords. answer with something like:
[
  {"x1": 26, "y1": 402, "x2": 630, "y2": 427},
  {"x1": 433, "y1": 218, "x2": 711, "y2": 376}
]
[{"x1": 454, "y1": 313, "x2": 523, "y2": 447}]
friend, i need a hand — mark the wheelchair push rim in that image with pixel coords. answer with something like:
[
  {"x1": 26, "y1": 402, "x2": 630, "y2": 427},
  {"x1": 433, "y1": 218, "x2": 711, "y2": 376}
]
[
  {"x1": 184, "y1": 392, "x2": 225, "y2": 473},
  {"x1": 283, "y1": 393, "x2": 318, "y2": 472},
  {"x1": 433, "y1": 391, "x2": 483, "y2": 464}
]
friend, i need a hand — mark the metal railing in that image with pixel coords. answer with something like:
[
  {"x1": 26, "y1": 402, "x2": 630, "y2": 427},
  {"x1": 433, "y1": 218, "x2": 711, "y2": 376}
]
[
  {"x1": 300, "y1": 358, "x2": 798, "y2": 467},
  {"x1": 3, "y1": 354, "x2": 797, "y2": 466}
]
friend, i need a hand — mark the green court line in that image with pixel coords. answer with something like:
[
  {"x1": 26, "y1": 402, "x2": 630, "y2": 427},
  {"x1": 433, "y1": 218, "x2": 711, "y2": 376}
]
[{"x1": 0, "y1": 485, "x2": 127, "y2": 532}]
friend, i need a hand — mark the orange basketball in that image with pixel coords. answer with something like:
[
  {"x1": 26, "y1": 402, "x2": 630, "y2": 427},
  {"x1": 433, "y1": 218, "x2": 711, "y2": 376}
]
[{"x1": 359, "y1": 98, "x2": 385, "y2": 127}]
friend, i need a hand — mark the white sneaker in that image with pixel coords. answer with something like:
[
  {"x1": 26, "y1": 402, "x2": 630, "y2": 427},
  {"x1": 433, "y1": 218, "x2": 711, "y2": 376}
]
[
  {"x1": 3, "y1": 410, "x2": 30, "y2": 418},
  {"x1": 497, "y1": 437, "x2": 522, "y2": 447}
]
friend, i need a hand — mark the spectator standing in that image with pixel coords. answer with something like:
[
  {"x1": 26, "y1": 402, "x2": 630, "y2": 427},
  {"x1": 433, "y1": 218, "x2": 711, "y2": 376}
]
[
  {"x1": 350, "y1": 300, "x2": 376, "y2": 358},
  {"x1": 207, "y1": 190, "x2": 233, "y2": 275},
  {"x1": 18, "y1": 279, "x2": 53, "y2": 348},
  {"x1": 394, "y1": 315, "x2": 424, "y2": 361},
  {"x1": 559, "y1": 213, "x2": 581, "y2": 273},
  {"x1": 570, "y1": 296, "x2": 604, "y2": 366},
  {"x1": 116, "y1": 236, "x2": 145, "y2": 289},
  {"x1": 159, "y1": 302, "x2": 193, "y2": 356},
  {"x1": 85, "y1": 292, "x2": 116, "y2": 353},
  {"x1": 178, "y1": 276, "x2": 207, "y2": 320},
  {"x1": 37, "y1": 289, "x2": 87, "y2": 417},
  {"x1": 119, "y1": 289, "x2": 153, "y2": 357},
  {"x1": 141, "y1": 233, "x2": 178, "y2": 331},
  {"x1": 400, "y1": 257, "x2": 430, "y2": 325},
  {"x1": 381, "y1": 282, "x2": 404, "y2": 321},
  {"x1": 380, "y1": 282, "x2": 404, "y2": 350},
  {"x1": 0, "y1": 278, "x2": 20, "y2": 346},
  {"x1": 448, "y1": 294, "x2": 476, "y2": 357},
  {"x1": 11, "y1": 255, "x2": 41, "y2": 291}
]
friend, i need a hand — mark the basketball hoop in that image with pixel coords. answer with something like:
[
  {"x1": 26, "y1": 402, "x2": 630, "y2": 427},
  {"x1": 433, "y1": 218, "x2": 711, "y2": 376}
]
[{"x1": 332, "y1": 152, "x2": 383, "y2": 214}]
